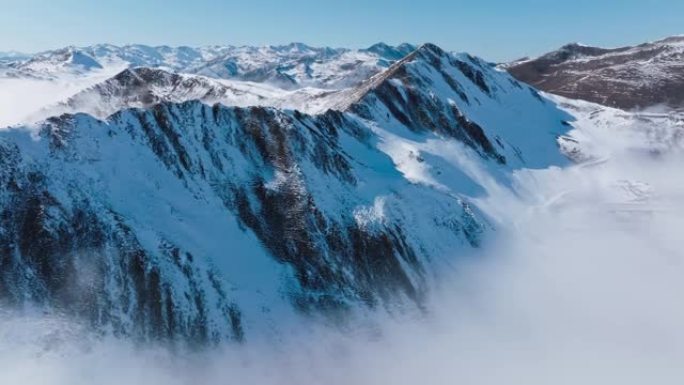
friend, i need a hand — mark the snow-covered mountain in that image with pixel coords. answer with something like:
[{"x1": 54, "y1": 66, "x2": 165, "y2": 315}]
[
  {"x1": 0, "y1": 42, "x2": 420, "y2": 127},
  {"x1": 0, "y1": 51, "x2": 30, "y2": 62},
  {"x1": 0, "y1": 42, "x2": 574, "y2": 344},
  {"x1": 190, "y1": 42, "x2": 416, "y2": 89},
  {"x1": 506, "y1": 36, "x2": 684, "y2": 110},
  {"x1": 31, "y1": 67, "x2": 355, "y2": 122},
  {"x1": 2, "y1": 43, "x2": 416, "y2": 89},
  {"x1": 0, "y1": 43, "x2": 420, "y2": 128},
  {"x1": 0, "y1": 51, "x2": 30, "y2": 72}
]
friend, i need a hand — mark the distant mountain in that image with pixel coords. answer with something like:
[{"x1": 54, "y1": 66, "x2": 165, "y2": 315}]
[
  {"x1": 0, "y1": 51, "x2": 30, "y2": 60},
  {"x1": 36, "y1": 67, "x2": 306, "y2": 120},
  {"x1": 506, "y1": 36, "x2": 684, "y2": 110},
  {"x1": 2, "y1": 43, "x2": 416, "y2": 89}
]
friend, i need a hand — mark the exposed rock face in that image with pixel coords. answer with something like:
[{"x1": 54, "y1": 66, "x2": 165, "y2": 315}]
[
  {"x1": 0, "y1": 43, "x2": 571, "y2": 345},
  {"x1": 506, "y1": 36, "x2": 684, "y2": 110}
]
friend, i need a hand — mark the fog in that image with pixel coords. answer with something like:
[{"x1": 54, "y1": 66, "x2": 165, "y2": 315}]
[
  {"x1": 2, "y1": 116, "x2": 684, "y2": 384},
  {"x1": 0, "y1": 67, "x2": 124, "y2": 128}
]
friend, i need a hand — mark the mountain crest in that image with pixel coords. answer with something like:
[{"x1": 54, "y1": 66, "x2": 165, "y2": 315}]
[{"x1": 507, "y1": 34, "x2": 684, "y2": 109}]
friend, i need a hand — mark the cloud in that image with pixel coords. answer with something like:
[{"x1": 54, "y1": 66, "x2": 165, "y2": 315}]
[{"x1": 0, "y1": 66, "x2": 124, "y2": 128}]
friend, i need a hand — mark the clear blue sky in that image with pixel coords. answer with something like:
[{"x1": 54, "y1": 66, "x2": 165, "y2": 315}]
[{"x1": 1, "y1": 0, "x2": 683, "y2": 61}]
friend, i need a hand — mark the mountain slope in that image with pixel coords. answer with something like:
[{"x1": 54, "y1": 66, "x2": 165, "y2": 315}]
[
  {"x1": 0, "y1": 43, "x2": 572, "y2": 344},
  {"x1": 506, "y1": 36, "x2": 684, "y2": 110},
  {"x1": 342, "y1": 44, "x2": 570, "y2": 173},
  {"x1": 0, "y1": 100, "x2": 488, "y2": 343}
]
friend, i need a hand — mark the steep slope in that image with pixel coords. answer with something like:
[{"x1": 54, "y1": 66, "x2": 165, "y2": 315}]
[
  {"x1": 0, "y1": 43, "x2": 573, "y2": 345},
  {"x1": 506, "y1": 36, "x2": 684, "y2": 110},
  {"x1": 0, "y1": 102, "x2": 488, "y2": 344},
  {"x1": 341, "y1": 44, "x2": 571, "y2": 184}
]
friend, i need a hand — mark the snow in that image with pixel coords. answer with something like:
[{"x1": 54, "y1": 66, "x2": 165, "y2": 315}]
[
  {"x1": 0, "y1": 43, "x2": 423, "y2": 128},
  {"x1": 2, "y1": 108, "x2": 303, "y2": 336},
  {"x1": 2, "y1": 40, "x2": 659, "y2": 343},
  {"x1": 549, "y1": 93, "x2": 684, "y2": 160},
  {"x1": 0, "y1": 43, "x2": 412, "y2": 90},
  {"x1": 3, "y1": 71, "x2": 684, "y2": 384},
  {"x1": 2, "y1": 36, "x2": 684, "y2": 385}
]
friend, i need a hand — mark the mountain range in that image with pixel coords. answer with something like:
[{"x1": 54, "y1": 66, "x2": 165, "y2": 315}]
[
  {"x1": 1, "y1": 43, "x2": 415, "y2": 89},
  {"x1": 0, "y1": 37, "x2": 680, "y2": 345}
]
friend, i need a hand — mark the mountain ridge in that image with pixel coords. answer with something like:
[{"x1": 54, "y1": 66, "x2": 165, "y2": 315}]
[
  {"x1": 0, "y1": 41, "x2": 573, "y2": 345},
  {"x1": 506, "y1": 35, "x2": 684, "y2": 110}
]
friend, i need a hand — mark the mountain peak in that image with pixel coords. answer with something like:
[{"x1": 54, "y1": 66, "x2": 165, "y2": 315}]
[
  {"x1": 111, "y1": 66, "x2": 177, "y2": 84},
  {"x1": 540, "y1": 42, "x2": 616, "y2": 63},
  {"x1": 68, "y1": 50, "x2": 103, "y2": 70},
  {"x1": 331, "y1": 43, "x2": 488, "y2": 112},
  {"x1": 417, "y1": 42, "x2": 445, "y2": 54},
  {"x1": 364, "y1": 42, "x2": 417, "y2": 60},
  {"x1": 270, "y1": 42, "x2": 317, "y2": 52}
]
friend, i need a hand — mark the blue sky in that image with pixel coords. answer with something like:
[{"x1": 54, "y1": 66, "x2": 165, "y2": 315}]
[{"x1": 1, "y1": 0, "x2": 683, "y2": 61}]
